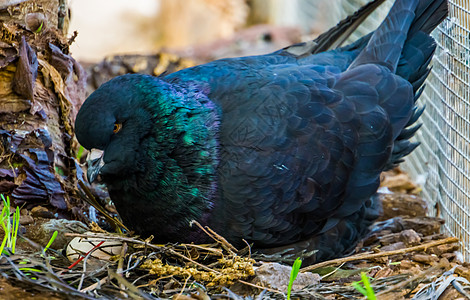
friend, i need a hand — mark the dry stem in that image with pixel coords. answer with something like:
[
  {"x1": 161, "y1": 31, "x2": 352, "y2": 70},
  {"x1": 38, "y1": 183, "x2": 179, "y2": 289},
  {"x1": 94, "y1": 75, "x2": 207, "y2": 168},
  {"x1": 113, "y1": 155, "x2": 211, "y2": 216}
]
[
  {"x1": 81, "y1": 276, "x2": 108, "y2": 292},
  {"x1": 190, "y1": 220, "x2": 238, "y2": 254},
  {"x1": 237, "y1": 279, "x2": 285, "y2": 295},
  {"x1": 301, "y1": 237, "x2": 459, "y2": 272},
  {"x1": 375, "y1": 262, "x2": 445, "y2": 296}
]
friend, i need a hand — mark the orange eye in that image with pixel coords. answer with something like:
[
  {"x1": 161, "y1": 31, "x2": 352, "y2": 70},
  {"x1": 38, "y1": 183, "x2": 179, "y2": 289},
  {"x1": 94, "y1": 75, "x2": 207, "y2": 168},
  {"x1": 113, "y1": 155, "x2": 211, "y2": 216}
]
[{"x1": 113, "y1": 123, "x2": 122, "y2": 133}]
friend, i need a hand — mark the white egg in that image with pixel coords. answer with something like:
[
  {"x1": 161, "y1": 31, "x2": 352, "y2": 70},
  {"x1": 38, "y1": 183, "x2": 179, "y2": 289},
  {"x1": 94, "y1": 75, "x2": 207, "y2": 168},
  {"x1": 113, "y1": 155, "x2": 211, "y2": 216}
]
[{"x1": 66, "y1": 232, "x2": 122, "y2": 262}]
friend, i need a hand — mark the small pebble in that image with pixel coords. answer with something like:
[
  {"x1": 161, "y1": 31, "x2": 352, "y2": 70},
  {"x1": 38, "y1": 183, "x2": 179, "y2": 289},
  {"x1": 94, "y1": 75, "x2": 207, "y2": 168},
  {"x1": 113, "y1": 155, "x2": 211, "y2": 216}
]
[
  {"x1": 252, "y1": 263, "x2": 320, "y2": 292},
  {"x1": 399, "y1": 229, "x2": 421, "y2": 245},
  {"x1": 381, "y1": 241, "x2": 405, "y2": 252},
  {"x1": 374, "y1": 267, "x2": 392, "y2": 279},
  {"x1": 399, "y1": 260, "x2": 415, "y2": 269},
  {"x1": 31, "y1": 206, "x2": 55, "y2": 219},
  {"x1": 412, "y1": 254, "x2": 439, "y2": 264},
  {"x1": 19, "y1": 214, "x2": 34, "y2": 225}
]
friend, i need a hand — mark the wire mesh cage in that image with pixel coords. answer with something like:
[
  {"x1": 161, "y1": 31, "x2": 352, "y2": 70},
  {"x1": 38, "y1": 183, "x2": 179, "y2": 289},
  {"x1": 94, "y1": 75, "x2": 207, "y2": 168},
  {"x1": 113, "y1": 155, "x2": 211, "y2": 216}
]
[{"x1": 402, "y1": 0, "x2": 470, "y2": 260}]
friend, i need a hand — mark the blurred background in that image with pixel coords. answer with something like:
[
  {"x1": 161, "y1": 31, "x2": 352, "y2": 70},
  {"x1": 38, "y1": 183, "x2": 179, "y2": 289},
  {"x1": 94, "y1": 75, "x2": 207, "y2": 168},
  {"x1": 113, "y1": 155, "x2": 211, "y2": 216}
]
[{"x1": 69, "y1": 0, "x2": 393, "y2": 62}]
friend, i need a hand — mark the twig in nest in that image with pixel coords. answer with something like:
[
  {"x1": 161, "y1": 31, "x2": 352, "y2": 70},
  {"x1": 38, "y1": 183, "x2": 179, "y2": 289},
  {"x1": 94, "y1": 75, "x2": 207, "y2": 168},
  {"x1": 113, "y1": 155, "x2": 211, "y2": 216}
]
[
  {"x1": 117, "y1": 242, "x2": 128, "y2": 296},
  {"x1": 321, "y1": 262, "x2": 346, "y2": 280},
  {"x1": 167, "y1": 248, "x2": 222, "y2": 275},
  {"x1": 108, "y1": 269, "x2": 154, "y2": 300},
  {"x1": 242, "y1": 239, "x2": 252, "y2": 258},
  {"x1": 117, "y1": 242, "x2": 128, "y2": 274},
  {"x1": 124, "y1": 252, "x2": 143, "y2": 276},
  {"x1": 68, "y1": 30, "x2": 78, "y2": 46},
  {"x1": 77, "y1": 241, "x2": 113, "y2": 291},
  {"x1": 301, "y1": 237, "x2": 459, "y2": 272},
  {"x1": 68, "y1": 241, "x2": 104, "y2": 270},
  {"x1": 452, "y1": 279, "x2": 470, "y2": 299},
  {"x1": 78, "y1": 179, "x2": 129, "y2": 233},
  {"x1": 136, "y1": 274, "x2": 173, "y2": 288},
  {"x1": 64, "y1": 233, "x2": 159, "y2": 249},
  {"x1": 175, "y1": 275, "x2": 192, "y2": 300},
  {"x1": 375, "y1": 262, "x2": 445, "y2": 296},
  {"x1": 190, "y1": 220, "x2": 238, "y2": 254},
  {"x1": 81, "y1": 276, "x2": 108, "y2": 292},
  {"x1": 237, "y1": 279, "x2": 284, "y2": 295},
  {"x1": 180, "y1": 244, "x2": 224, "y2": 257}
]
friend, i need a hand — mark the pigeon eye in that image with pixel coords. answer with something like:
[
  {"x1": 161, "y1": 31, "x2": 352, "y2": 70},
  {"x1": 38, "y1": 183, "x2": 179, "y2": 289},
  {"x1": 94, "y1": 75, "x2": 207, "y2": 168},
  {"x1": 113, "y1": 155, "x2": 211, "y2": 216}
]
[{"x1": 113, "y1": 123, "x2": 122, "y2": 134}]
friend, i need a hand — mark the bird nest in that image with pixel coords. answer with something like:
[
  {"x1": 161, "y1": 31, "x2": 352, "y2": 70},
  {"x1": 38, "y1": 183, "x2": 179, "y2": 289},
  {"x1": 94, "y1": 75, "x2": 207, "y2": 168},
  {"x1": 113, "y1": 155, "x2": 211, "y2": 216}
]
[{"x1": 0, "y1": 168, "x2": 469, "y2": 299}]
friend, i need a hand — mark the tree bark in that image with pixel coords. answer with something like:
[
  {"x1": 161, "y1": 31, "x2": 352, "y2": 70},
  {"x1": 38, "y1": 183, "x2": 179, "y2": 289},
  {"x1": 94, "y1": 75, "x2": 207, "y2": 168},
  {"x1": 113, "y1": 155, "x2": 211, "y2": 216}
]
[{"x1": 0, "y1": 0, "x2": 86, "y2": 217}]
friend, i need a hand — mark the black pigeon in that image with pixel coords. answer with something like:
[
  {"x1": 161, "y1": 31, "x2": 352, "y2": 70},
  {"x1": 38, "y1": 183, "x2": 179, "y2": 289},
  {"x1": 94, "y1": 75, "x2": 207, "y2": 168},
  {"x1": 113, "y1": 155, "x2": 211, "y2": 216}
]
[{"x1": 75, "y1": 0, "x2": 448, "y2": 264}]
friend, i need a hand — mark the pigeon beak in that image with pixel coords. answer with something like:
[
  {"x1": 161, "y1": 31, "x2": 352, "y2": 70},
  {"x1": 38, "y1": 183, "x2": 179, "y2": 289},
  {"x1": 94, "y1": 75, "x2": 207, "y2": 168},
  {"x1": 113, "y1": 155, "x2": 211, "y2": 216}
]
[{"x1": 86, "y1": 148, "x2": 105, "y2": 183}]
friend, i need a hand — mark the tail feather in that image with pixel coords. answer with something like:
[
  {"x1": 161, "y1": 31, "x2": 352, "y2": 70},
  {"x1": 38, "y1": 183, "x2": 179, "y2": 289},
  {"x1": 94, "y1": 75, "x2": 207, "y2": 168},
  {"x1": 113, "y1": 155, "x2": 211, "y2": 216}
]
[
  {"x1": 350, "y1": 0, "x2": 448, "y2": 72},
  {"x1": 282, "y1": 0, "x2": 386, "y2": 58},
  {"x1": 385, "y1": 93, "x2": 426, "y2": 169},
  {"x1": 386, "y1": 140, "x2": 420, "y2": 170},
  {"x1": 410, "y1": 0, "x2": 449, "y2": 35},
  {"x1": 383, "y1": 0, "x2": 447, "y2": 168},
  {"x1": 312, "y1": 0, "x2": 388, "y2": 53},
  {"x1": 411, "y1": 67, "x2": 432, "y2": 92},
  {"x1": 349, "y1": 0, "x2": 418, "y2": 71},
  {"x1": 398, "y1": 123, "x2": 422, "y2": 140},
  {"x1": 397, "y1": 32, "x2": 436, "y2": 83},
  {"x1": 406, "y1": 101, "x2": 425, "y2": 127}
]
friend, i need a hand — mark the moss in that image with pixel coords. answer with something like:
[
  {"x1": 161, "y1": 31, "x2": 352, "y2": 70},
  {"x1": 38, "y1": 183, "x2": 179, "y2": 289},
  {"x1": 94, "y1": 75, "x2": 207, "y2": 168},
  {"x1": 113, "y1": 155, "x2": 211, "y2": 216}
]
[{"x1": 141, "y1": 256, "x2": 255, "y2": 286}]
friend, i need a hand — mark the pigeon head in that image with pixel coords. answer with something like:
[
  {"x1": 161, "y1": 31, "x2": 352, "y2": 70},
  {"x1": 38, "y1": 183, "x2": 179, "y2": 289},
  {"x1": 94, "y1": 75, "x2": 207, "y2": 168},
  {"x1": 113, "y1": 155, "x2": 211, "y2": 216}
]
[
  {"x1": 75, "y1": 74, "x2": 167, "y2": 181},
  {"x1": 75, "y1": 73, "x2": 220, "y2": 241}
]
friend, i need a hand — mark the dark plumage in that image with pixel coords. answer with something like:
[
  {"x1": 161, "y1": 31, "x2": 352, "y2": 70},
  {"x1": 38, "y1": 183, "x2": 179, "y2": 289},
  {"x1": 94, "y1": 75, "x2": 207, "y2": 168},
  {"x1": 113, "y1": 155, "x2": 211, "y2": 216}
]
[{"x1": 75, "y1": 0, "x2": 448, "y2": 264}]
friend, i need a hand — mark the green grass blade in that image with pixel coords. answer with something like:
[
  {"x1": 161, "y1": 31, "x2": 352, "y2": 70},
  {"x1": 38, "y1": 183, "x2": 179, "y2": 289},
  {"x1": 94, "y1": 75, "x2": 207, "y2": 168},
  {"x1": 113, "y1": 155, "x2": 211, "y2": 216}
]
[
  {"x1": 352, "y1": 281, "x2": 368, "y2": 296},
  {"x1": 19, "y1": 267, "x2": 42, "y2": 273},
  {"x1": 0, "y1": 231, "x2": 8, "y2": 256},
  {"x1": 0, "y1": 195, "x2": 20, "y2": 255},
  {"x1": 361, "y1": 272, "x2": 376, "y2": 300},
  {"x1": 0, "y1": 197, "x2": 7, "y2": 256},
  {"x1": 11, "y1": 207, "x2": 20, "y2": 254},
  {"x1": 352, "y1": 272, "x2": 376, "y2": 300},
  {"x1": 76, "y1": 145, "x2": 85, "y2": 161},
  {"x1": 34, "y1": 21, "x2": 43, "y2": 33},
  {"x1": 41, "y1": 231, "x2": 59, "y2": 259},
  {"x1": 2, "y1": 195, "x2": 11, "y2": 248},
  {"x1": 43, "y1": 230, "x2": 58, "y2": 254},
  {"x1": 287, "y1": 257, "x2": 302, "y2": 300}
]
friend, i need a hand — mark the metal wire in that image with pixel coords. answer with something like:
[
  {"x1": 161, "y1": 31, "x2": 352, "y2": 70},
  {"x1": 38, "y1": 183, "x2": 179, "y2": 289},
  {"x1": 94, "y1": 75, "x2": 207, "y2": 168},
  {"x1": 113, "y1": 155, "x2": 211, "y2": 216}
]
[{"x1": 402, "y1": 1, "x2": 470, "y2": 260}]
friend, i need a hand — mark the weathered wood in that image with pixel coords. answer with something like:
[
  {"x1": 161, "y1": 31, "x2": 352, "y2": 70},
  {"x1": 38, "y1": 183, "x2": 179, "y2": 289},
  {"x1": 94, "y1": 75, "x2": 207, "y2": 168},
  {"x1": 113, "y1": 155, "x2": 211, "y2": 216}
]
[
  {"x1": 379, "y1": 192, "x2": 428, "y2": 221},
  {"x1": 0, "y1": 0, "x2": 86, "y2": 214}
]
